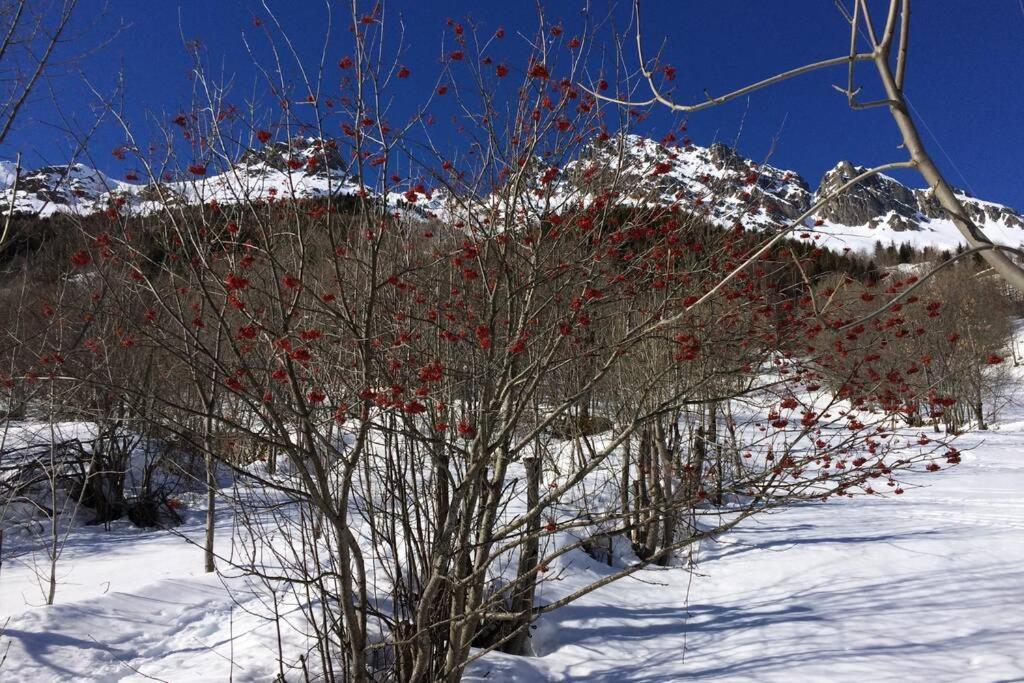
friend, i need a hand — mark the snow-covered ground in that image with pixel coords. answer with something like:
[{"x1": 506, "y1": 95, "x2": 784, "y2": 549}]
[
  {"x1": 2, "y1": 385, "x2": 1023, "y2": 681},
  {"x1": 812, "y1": 208, "x2": 1024, "y2": 255},
  {"x1": 469, "y1": 416, "x2": 1024, "y2": 681}
]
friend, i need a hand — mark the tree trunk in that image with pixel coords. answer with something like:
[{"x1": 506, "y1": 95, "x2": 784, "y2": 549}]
[
  {"x1": 204, "y1": 452, "x2": 216, "y2": 573},
  {"x1": 505, "y1": 454, "x2": 541, "y2": 655},
  {"x1": 202, "y1": 417, "x2": 216, "y2": 573},
  {"x1": 653, "y1": 420, "x2": 676, "y2": 566}
]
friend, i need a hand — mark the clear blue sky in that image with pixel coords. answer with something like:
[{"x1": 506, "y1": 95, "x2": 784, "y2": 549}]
[{"x1": 6, "y1": 1, "x2": 1024, "y2": 208}]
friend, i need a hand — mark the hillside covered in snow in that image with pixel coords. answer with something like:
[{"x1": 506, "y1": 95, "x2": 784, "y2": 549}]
[
  {"x1": 1, "y1": 328, "x2": 1022, "y2": 682},
  {"x1": 3, "y1": 135, "x2": 1023, "y2": 255}
]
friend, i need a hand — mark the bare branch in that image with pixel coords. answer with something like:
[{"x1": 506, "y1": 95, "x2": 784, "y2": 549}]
[{"x1": 655, "y1": 160, "x2": 916, "y2": 326}]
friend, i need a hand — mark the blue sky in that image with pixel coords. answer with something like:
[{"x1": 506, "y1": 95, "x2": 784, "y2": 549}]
[{"x1": 6, "y1": 1, "x2": 1024, "y2": 208}]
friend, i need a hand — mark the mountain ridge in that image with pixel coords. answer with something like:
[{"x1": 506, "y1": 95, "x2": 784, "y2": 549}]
[{"x1": 3, "y1": 134, "x2": 1022, "y2": 254}]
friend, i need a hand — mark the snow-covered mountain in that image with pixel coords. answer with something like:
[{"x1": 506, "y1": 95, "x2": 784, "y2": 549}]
[
  {"x1": 1, "y1": 162, "x2": 136, "y2": 215},
  {"x1": 0, "y1": 138, "x2": 363, "y2": 218},
  {"x1": 3, "y1": 134, "x2": 1022, "y2": 254},
  {"x1": 541, "y1": 134, "x2": 813, "y2": 231},
  {"x1": 535, "y1": 134, "x2": 1024, "y2": 254},
  {"x1": 811, "y1": 160, "x2": 1024, "y2": 253}
]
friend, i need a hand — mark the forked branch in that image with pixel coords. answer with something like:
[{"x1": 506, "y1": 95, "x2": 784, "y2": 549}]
[{"x1": 590, "y1": 0, "x2": 1024, "y2": 296}]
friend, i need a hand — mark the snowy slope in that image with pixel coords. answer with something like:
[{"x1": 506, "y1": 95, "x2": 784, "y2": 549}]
[
  {"x1": 0, "y1": 138, "x2": 365, "y2": 219},
  {"x1": 0, "y1": 163, "x2": 138, "y2": 217},
  {"x1": 0, "y1": 508, "x2": 287, "y2": 681},
  {"x1": 811, "y1": 162, "x2": 1024, "y2": 254},
  {"x1": 5, "y1": 135, "x2": 1022, "y2": 256},
  {"x1": 469, "y1": 134, "x2": 1024, "y2": 253},
  {"x1": 3, "y1": 340, "x2": 1024, "y2": 681},
  {"x1": 467, "y1": 420, "x2": 1024, "y2": 681},
  {"x1": 813, "y1": 209, "x2": 1024, "y2": 254}
]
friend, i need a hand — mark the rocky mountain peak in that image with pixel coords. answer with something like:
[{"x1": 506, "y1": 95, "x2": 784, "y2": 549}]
[
  {"x1": 814, "y1": 162, "x2": 919, "y2": 229},
  {"x1": 810, "y1": 161, "x2": 1023, "y2": 240},
  {"x1": 238, "y1": 136, "x2": 348, "y2": 175},
  {"x1": 2, "y1": 135, "x2": 1022, "y2": 255}
]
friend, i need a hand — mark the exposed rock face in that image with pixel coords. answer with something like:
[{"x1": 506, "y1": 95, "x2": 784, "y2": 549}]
[
  {"x1": 554, "y1": 134, "x2": 813, "y2": 231},
  {"x1": 237, "y1": 137, "x2": 349, "y2": 175},
  {"x1": 16, "y1": 164, "x2": 121, "y2": 210},
  {"x1": 808, "y1": 160, "x2": 1024, "y2": 245},
  {"x1": 0, "y1": 136, "x2": 360, "y2": 217},
  {"x1": 814, "y1": 161, "x2": 918, "y2": 226},
  {"x1": 2, "y1": 134, "x2": 1022, "y2": 253},
  {"x1": 913, "y1": 188, "x2": 1024, "y2": 229}
]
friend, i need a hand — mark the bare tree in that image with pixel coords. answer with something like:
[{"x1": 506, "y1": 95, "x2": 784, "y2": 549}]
[
  {"x1": 0, "y1": 0, "x2": 80, "y2": 146},
  {"x1": 2, "y1": 3, "x2": 1008, "y2": 680}
]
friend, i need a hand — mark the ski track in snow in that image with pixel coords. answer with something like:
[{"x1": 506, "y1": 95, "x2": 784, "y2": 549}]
[{"x1": 3, "y1": 402, "x2": 1024, "y2": 680}]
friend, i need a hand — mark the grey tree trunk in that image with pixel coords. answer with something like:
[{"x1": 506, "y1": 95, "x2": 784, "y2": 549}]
[
  {"x1": 202, "y1": 417, "x2": 216, "y2": 574},
  {"x1": 505, "y1": 454, "x2": 542, "y2": 655}
]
